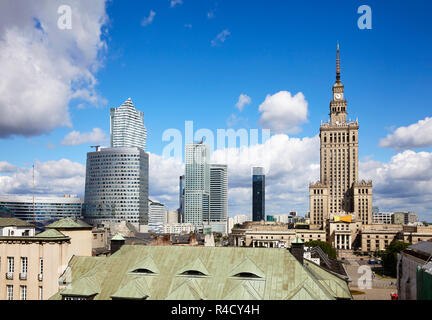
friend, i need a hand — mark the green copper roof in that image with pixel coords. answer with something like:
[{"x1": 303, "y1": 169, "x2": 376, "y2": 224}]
[
  {"x1": 35, "y1": 229, "x2": 68, "y2": 239},
  {"x1": 51, "y1": 246, "x2": 352, "y2": 300},
  {"x1": 46, "y1": 217, "x2": 91, "y2": 229},
  {"x1": 0, "y1": 218, "x2": 34, "y2": 228},
  {"x1": 292, "y1": 236, "x2": 304, "y2": 244},
  {"x1": 111, "y1": 233, "x2": 125, "y2": 241}
]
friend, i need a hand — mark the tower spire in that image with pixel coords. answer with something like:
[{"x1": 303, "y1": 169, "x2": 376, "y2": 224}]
[{"x1": 336, "y1": 43, "x2": 341, "y2": 82}]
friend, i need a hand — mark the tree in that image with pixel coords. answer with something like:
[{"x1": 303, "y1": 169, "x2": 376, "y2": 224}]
[
  {"x1": 382, "y1": 241, "x2": 410, "y2": 277},
  {"x1": 306, "y1": 240, "x2": 337, "y2": 259}
]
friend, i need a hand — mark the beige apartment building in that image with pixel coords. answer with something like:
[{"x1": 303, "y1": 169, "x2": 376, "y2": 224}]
[
  {"x1": 309, "y1": 45, "x2": 373, "y2": 231},
  {"x1": 230, "y1": 221, "x2": 326, "y2": 248},
  {"x1": 0, "y1": 217, "x2": 92, "y2": 300},
  {"x1": 360, "y1": 224, "x2": 432, "y2": 252}
]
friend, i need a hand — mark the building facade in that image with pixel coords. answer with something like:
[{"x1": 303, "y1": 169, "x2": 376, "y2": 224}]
[
  {"x1": 0, "y1": 195, "x2": 82, "y2": 224},
  {"x1": 372, "y1": 212, "x2": 393, "y2": 224},
  {"x1": 148, "y1": 200, "x2": 166, "y2": 233},
  {"x1": 0, "y1": 218, "x2": 92, "y2": 300},
  {"x1": 179, "y1": 175, "x2": 185, "y2": 222},
  {"x1": 309, "y1": 45, "x2": 373, "y2": 231},
  {"x1": 184, "y1": 143, "x2": 210, "y2": 226},
  {"x1": 252, "y1": 167, "x2": 265, "y2": 221},
  {"x1": 110, "y1": 98, "x2": 147, "y2": 151},
  {"x1": 207, "y1": 164, "x2": 228, "y2": 232},
  {"x1": 83, "y1": 147, "x2": 149, "y2": 226},
  {"x1": 230, "y1": 221, "x2": 326, "y2": 248}
]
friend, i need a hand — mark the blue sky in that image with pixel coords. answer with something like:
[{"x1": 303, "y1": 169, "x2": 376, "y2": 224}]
[{"x1": 1, "y1": 0, "x2": 432, "y2": 219}]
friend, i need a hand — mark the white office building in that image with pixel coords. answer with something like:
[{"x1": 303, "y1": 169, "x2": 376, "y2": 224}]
[
  {"x1": 110, "y1": 98, "x2": 147, "y2": 151},
  {"x1": 372, "y1": 212, "x2": 393, "y2": 224},
  {"x1": 83, "y1": 147, "x2": 149, "y2": 226},
  {"x1": 163, "y1": 223, "x2": 197, "y2": 234},
  {"x1": 148, "y1": 200, "x2": 166, "y2": 233},
  {"x1": 184, "y1": 143, "x2": 210, "y2": 226},
  {"x1": 0, "y1": 195, "x2": 83, "y2": 223},
  {"x1": 207, "y1": 164, "x2": 228, "y2": 233}
]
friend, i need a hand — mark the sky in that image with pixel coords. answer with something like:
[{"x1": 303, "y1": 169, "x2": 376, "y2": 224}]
[{"x1": 0, "y1": 0, "x2": 432, "y2": 220}]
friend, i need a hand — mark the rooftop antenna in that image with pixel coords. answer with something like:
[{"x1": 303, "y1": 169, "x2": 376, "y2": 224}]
[
  {"x1": 32, "y1": 163, "x2": 36, "y2": 224},
  {"x1": 91, "y1": 145, "x2": 101, "y2": 151}
]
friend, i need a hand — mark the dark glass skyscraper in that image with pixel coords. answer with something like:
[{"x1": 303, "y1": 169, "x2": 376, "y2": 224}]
[{"x1": 252, "y1": 167, "x2": 265, "y2": 221}]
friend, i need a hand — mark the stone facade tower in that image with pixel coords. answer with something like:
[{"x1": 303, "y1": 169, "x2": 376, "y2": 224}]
[{"x1": 309, "y1": 45, "x2": 372, "y2": 230}]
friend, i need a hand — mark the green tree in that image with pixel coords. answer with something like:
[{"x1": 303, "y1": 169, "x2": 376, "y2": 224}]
[
  {"x1": 382, "y1": 241, "x2": 410, "y2": 277},
  {"x1": 306, "y1": 240, "x2": 337, "y2": 259}
]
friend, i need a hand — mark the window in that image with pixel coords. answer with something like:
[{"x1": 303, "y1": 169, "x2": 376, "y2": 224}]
[
  {"x1": 21, "y1": 257, "x2": 28, "y2": 274},
  {"x1": 20, "y1": 286, "x2": 27, "y2": 300},
  {"x1": 63, "y1": 296, "x2": 88, "y2": 300},
  {"x1": 131, "y1": 268, "x2": 155, "y2": 274},
  {"x1": 39, "y1": 287, "x2": 43, "y2": 300},
  {"x1": 39, "y1": 258, "x2": 44, "y2": 275},
  {"x1": 233, "y1": 272, "x2": 261, "y2": 279},
  {"x1": 7, "y1": 257, "x2": 14, "y2": 273},
  {"x1": 180, "y1": 270, "x2": 207, "y2": 276},
  {"x1": 7, "y1": 285, "x2": 13, "y2": 300}
]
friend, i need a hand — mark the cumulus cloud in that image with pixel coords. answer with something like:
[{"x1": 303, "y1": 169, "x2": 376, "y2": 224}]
[
  {"x1": 0, "y1": 161, "x2": 16, "y2": 173},
  {"x1": 61, "y1": 128, "x2": 106, "y2": 146},
  {"x1": 148, "y1": 153, "x2": 184, "y2": 208},
  {"x1": 379, "y1": 117, "x2": 432, "y2": 151},
  {"x1": 235, "y1": 94, "x2": 251, "y2": 112},
  {"x1": 258, "y1": 91, "x2": 308, "y2": 134},
  {"x1": 0, "y1": 0, "x2": 109, "y2": 138},
  {"x1": 211, "y1": 29, "x2": 230, "y2": 47},
  {"x1": 211, "y1": 134, "x2": 320, "y2": 215},
  {"x1": 360, "y1": 150, "x2": 432, "y2": 220},
  {"x1": 141, "y1": 10, "x2": 156, "y2": 26},
  {"x1": 170, "y1": 0, "x2": 183, "y2": 8},
  {"x1": 0, "y1": 159, "x2": 85, "y2": 196}
]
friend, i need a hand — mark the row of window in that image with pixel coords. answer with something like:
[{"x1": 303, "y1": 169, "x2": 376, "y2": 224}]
[
  {"x1": 6, "y1": 285, "x2": 43, "y2": 300},
  {"x1": 3, "y1": 257, "x2": 43, "y2": 274}
]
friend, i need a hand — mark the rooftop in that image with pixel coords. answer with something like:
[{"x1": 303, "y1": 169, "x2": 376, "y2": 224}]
[
  {"x1": 0, "y1": 217, "x2": 34, "y2": 228},
  {"x1": 46, "y1": 217, "x2": 92, "y2": 230},
  {"x1": 51, "y1": 246, "x2": 352, "y2": 300}
]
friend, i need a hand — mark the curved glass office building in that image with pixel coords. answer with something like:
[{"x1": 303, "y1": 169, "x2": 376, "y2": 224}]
[
  {"x1": 0, "y1": 195, "x2": 83, "y2": 223},
  {"x1": 83, "y1": 147, "x2": 149, "y2": 226}
]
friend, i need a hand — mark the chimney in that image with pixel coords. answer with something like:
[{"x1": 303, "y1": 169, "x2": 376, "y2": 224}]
[
  {"x1": 110, "y1": 233, "x2": 125, "y2": 254},
  {"x1": 290, "y1": 236, "x2": 304, "y2": 265}
]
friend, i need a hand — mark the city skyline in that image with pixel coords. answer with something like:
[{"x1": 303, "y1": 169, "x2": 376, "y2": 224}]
[{"x1": 0, "y1": 1, "x2": 432, "y2": 220}]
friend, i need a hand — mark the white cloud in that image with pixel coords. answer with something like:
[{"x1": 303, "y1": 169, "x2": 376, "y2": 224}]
[
  {"x1": 211, "y1": 29, "x2": 230, "y2": 47},
  {"x1": 148, "y1": 153, "x2": 184, "y2": 208},
  {"x1": 235, "y1": 94, "x2": 251, "y2": 112},
  {"x1": 258, "y1": 91, "x2": 308, "y2": 133},
  {"x1": 170, "y1": 0, "x2": 183, "y2": 8},
  {"x1": 142, "y1": 10, "x2": 156, "y2": 26},
  {"x1": 0, "y1": 0, "x2": 109, "y2": 138},
  {"x1": 184, "y1": 24, "x2": 192, "y2": 29},
  {"x1": 0, "y1": 161, "x2": 16, "y2": 173},
  {"x1": 61, "y1": 128, "x2": 106, "y2": 146},
  {"x1": 0, "y1": 159, "x2": 85, "y2": 196},
  {"x1": 379, "y1": 117, "x2": 432, "y2": 151},
  {"x1": 359, "y1": 150, "x2": 432, "y2": 220}
]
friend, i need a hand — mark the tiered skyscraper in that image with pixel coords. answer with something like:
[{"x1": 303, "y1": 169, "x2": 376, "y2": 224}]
[
  {"x1": 110, "y1": 98, "x2": 147, "y2": 151},
  {"x1": 84, "y1": 98, "x2": 149, "y2": 227},
  {"x1": 309, "y1": 45, "x2": 373, "y2": 230}
]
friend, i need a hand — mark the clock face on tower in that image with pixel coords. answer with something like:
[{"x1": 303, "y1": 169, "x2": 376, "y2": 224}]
[{"x1": 335, "y1": 93, "x2": 342, "y2": 100}]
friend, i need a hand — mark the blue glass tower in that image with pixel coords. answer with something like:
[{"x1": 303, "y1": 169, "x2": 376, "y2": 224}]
[{"x1": 252, "y1": 167, "x2": 265, "y2": 221}]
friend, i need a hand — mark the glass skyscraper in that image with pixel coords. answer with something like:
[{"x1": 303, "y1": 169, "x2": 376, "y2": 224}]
[
  {"x1": 83, "y1": 147, "x2": 149, "y2": 226},
  {"x1": 184, "y1": 143, "x2": 210, "y2": 226},
  {"x1": 110, "y1": 98, "x2": 147, "y2": 151},
  {"x1": 252, "y1": 166, "x2": 265, "y2": 221}
]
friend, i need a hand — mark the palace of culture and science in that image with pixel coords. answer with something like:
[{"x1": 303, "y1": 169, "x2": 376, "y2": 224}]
[{"x1": 309, "y1": 45, "x2": 373, "y2": 241}]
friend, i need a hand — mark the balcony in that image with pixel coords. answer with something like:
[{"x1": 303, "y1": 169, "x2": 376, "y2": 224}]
[
  {"x1": 20, "y1": 272, "x2": 27, "y2": 280},
  {"x1": 6, "y1": 272, "x2": 13, "y2": 280},
  {"x1": 38, "y1": 274, "x2": 43, "y2": 281}
]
